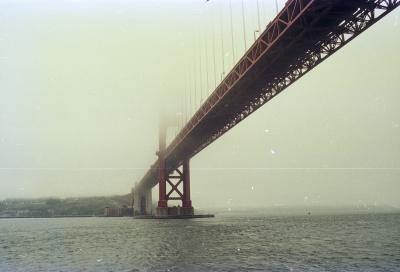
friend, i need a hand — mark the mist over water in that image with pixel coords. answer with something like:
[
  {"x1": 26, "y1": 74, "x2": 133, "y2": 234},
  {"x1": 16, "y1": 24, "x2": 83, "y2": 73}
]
[
  {"x1": 0, "y1": 1, "x2": 399, "y2": 209},
  {"x1": 0, "y1": 1, "x2": 400, "y2": 271}
]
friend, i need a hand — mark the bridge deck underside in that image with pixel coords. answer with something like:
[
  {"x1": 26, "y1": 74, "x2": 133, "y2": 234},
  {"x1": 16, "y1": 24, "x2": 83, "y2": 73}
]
[{"x1": 137, "y1": 0, "x2": 399, "y2": 191}]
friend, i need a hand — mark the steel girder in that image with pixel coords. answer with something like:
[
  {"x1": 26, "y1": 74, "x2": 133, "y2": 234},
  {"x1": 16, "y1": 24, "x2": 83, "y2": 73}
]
[
  {"x1": 137, "y1": 0, "x2": 399, "y2": 190},
  {"x1": 166, "y1": 168, "x2": 184, "y2": 201}
]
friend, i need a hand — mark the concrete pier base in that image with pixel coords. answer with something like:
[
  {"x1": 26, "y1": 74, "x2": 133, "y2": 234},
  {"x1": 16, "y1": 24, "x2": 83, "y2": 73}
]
[
  {"x1": 134, "y1": 214, "x2": 214, "y2": 219},
  {"x1": 181, "y1": 207, "x2": 194, "y2": 216},
  {"x1": 136, "y1": 206, "x2": 213, "y2": 219},
  {"x1": 155, "y1": 206, "x2": 194, "y2": 217},
  {"x1": 155, "y1": 207, "x2": 169, "y2": 217}
]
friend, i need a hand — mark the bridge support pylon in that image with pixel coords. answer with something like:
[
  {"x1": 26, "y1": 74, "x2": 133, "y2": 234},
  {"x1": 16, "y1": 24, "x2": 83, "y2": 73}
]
[
  {"x1": 132, "y1": 187, "x2": 152, "y2": 216},
  {"x1": 155, "y1": 157, "x2": 194, "y2": 217},
  {"x1": 154, "y1": 113, "x2": 193, "y2": 217}
]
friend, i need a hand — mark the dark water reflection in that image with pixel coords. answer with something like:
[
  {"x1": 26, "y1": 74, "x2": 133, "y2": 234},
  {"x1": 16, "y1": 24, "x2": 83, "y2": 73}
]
[{"x1": 0, "y1": 212, "x2": 399, "y2": 271}]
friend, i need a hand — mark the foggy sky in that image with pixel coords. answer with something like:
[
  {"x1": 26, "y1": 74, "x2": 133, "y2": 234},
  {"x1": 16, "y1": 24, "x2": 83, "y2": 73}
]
[{"x1": 0, "y1": 0, "x2": 399, "y2": 208}]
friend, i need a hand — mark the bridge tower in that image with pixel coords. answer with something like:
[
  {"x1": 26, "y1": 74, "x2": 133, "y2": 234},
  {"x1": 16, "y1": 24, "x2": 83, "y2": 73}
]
[
  {"x1": 132, "y1": 186, "x2": 152, "y2": 216},
  {"x1": 155, "y1": 115, "x2": 194, "y2": 217}
]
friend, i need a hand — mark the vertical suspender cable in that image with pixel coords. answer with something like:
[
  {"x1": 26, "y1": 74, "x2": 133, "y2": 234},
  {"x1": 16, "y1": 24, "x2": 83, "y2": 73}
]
[
  {"x1": 193, "y1": 47, "x2": 197, "y2": 111},
  {"x1": 219, "y1": 0, "x2": 225, "y2": 80},
  {"x1": 212, "y1": 17, "x2": 217, "y2": 89},
  {"x1": 256, "y1": 0, "x2": 261, "y2": 32},
  {"x1": 189, "y1": 68, "x2": 193, "y2": 118},
  {"x1": 261, "y1": 0, "x2": 266, "y2": 28},
  {"x1": 241, "y1": 0, "x2": 247, "y2": 51},
  {"x1": 188, "y1": 69, "x2": 190, "y2": 121},
  {"x1": 198, "y1": 32, "x2": 203, "y2": 105},
  {"x1": 186, "y1": 62, "x2": 190, "y2": 122},
  {"x1": 184, "y1": 70, "x2": 187, "y2": 123},
  {"x1": 210, "y1": 0, "x2": 217, "y2": 89},
  {"x1": 187, "y1": 66, "x2": 190, "y2": 122},
  {"x1": 275, "y1": 0, "x2": 279, "y2": 15},
  {"x1": 182, "y1": 80, "x2": 184, "y2": 129},
  {"x1": 208, "y1": 0, "x2": 216, "y2": 89},
  {"x1": 205, "y1": 33, "x2": 209, "y2": 96},
  {"x1": 181, "y1": 79, "x2": 184, "y2": 129},
  {"x1": 229, "y1": 0, "x2": 235, "y2": 65}
]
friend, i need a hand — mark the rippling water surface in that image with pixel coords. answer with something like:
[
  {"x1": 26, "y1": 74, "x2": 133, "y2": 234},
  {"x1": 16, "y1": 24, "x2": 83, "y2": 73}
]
[{"x1": 0, "y1": 211, "x2": 399, "y2": 272}]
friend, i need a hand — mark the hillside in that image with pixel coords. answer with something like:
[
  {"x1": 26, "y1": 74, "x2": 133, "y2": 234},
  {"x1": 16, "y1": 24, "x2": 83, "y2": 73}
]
[{"x1": 0, "y1": 194, "x2": 132, "y2": 217}]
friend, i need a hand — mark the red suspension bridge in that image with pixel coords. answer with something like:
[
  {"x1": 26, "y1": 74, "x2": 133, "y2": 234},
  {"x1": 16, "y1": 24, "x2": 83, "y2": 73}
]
[{"x1": 133, "y1": 0, "x2": 399, "y2": 217}]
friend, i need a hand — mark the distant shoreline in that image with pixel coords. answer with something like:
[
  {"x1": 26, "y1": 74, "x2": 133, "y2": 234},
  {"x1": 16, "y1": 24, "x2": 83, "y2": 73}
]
[
  {"x1": 1, "y1": 210, "x2": 400, "y2": 220},
  {"x1": 0, "y1": 215, "x2": 136, "y2": 219},
  {"x1": 0, "y1": 215, "x2": 105, "y2": 219},
  {"x1": 0, "y1": 194, "x2": 132, "y2": 219}
]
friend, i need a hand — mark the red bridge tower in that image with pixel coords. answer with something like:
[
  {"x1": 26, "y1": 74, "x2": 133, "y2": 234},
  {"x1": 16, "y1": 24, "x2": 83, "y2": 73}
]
[{"x1": 155, "y1": 115, "x2": 194, "y2": 217}]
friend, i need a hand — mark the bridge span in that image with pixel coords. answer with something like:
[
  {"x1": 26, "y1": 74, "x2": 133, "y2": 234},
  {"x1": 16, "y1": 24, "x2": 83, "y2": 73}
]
[{"x1": 133, "y1": 0, "x2": 399, "y2": 217}]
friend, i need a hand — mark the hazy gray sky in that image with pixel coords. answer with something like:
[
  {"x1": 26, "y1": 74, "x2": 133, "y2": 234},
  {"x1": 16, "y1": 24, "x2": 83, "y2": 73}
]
[{"x1": 0, "y1": 0, "x2": 399, "y2": 208}]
